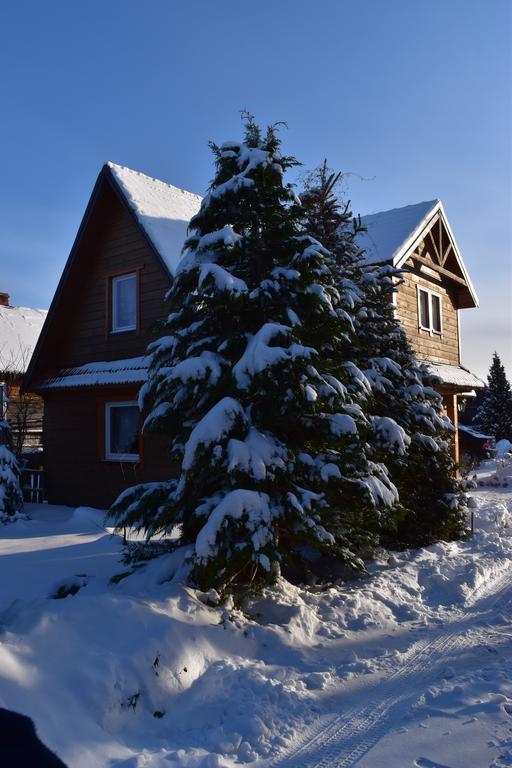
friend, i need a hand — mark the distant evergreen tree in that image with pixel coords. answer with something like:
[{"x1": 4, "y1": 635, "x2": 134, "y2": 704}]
[
  {"x1": 475, "y1": 352, "x2": 512, "y2": 440},
  {"x1": 110, "y1": 118, "x2": 399, "y2": 591},
  {"x1": 299, "y1": 163, "x2": 470, "y2": 548},
  {"x1": 0, "y1": 420, "x2": 23, "y2": 521}
]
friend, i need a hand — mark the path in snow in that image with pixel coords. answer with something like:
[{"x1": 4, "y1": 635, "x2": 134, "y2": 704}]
[{"x1": 271, "y1": 495, "x2": 512, "y2": 768}]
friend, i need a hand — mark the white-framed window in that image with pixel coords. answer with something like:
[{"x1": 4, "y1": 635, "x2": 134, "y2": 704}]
[
  {"x1": 417, "y1": 286, "x2": 442, "y2": 335},
  {"x1": 105, "y1": 402, "x2": 140, "y2": 462},
  {"x1": 112, "y1": 273, "x2": 137, "y2": 333}
]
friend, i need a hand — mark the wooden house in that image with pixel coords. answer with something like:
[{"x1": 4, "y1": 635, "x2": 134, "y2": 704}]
[
  {"x1": 24, "y1": 164, "x2": 201, "y2": 508},
  {"x1": 0, "y1": 294, "x2": 47, "y2": 453},
  {"x1": 356, "y1": 200, "x2": 484, "y2": 461},
  {"x1": 24, "y1": 164, "x2": 483, "y2": 509}
]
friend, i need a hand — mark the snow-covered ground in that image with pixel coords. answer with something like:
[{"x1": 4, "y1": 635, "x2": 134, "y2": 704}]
[{"x1": 0, "y1": 476, "x2": 511, "y2": 767}]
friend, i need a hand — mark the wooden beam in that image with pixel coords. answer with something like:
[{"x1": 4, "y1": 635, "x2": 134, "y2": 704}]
[
  {"x1": 410, "y1": 253, "x2": 468, "y2": 287},
  {"x1": 441, "y1": 242, "x2": 453, "y2": 266},
  {"x1": 427, "y1": 229, "x2": 442, "y2": 264}
]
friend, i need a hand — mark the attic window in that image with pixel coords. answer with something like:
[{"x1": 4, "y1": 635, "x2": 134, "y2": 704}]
[
  {"x1": 418, "y1": 286, "x2": 442, "y2": 335},
  {"x1": 112, "y1": 273, "x2": 137, "y2": 333},
  {"x1": 105, "y1": 402, "x2": 139, "y2": 462}
]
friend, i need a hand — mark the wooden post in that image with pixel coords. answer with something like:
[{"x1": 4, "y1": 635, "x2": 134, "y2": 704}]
[{"x1": 443, "y1": 393, "x2": 459, "y2": 467}]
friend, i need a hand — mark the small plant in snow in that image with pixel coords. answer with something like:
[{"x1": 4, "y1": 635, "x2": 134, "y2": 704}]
[
  {"x1": 123, "y1": 692, "x2": 140, "y2": 713},
  {"x1": 110, "y1": 116, "x2": 399, "y2": 591}
]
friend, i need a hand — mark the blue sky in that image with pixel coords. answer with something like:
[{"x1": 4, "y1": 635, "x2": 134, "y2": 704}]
[{"x1": 1, "y1": 0, "x2": 510, "y2": 379}]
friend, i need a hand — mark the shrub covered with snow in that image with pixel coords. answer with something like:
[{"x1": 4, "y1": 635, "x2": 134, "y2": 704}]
[
  {"x1": 110, "y1": 118, "x2": 399, "y2": 590},
  {"x1": 0, "y1": 420, "x2": 23, "y2": 521}
]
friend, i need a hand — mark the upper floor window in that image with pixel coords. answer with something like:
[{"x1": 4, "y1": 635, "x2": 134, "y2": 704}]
[
  {"x1": 105, "y1": 401, "x2": 139, "y2": 462},
  {"x1": 418, "y1": 286, "x2": 442, "y2": 335},
  {"x1": 112, "y1": 273, "x2": 137, "y2": 333}
]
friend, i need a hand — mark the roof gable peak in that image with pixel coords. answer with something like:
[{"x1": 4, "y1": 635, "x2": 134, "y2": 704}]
[{"x1": 106, "y1": 162, "x2": 202, "y2": 277}]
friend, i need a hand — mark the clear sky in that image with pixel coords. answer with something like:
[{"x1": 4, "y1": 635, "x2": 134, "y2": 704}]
[{"x1": 1, "y1": 0, "x2": 511, "y2": 380}]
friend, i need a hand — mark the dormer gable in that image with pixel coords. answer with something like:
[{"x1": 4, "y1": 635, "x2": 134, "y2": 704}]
[{"x1": 357, "y1": 200, "x2": 478, "y2": 309}]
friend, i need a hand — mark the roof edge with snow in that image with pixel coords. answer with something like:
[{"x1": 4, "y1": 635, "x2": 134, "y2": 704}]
[
  {"x1": 38, "y1": 356, "x2": 149, "y2": 390},
  {"x1": 424, "y1": 361, "x2": 485, "y2": 390}
]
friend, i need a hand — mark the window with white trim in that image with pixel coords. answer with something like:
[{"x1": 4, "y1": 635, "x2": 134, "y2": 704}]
[
  {"x1": 112, "y1": 273, "x2": 137, "y2": 333},
  {"x1": 105, "y1": 402, "x2": 139, "y2": 462},
  {"x1": 417, "y1": 286, "x2": 442, "y2": 335}
]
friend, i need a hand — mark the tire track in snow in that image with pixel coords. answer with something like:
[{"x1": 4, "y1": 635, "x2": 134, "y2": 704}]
[{"x1": 271, "y1": 566, "x2": 512, "y2": 768}]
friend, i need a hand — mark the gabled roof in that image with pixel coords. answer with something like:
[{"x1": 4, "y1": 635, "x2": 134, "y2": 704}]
[
  {"x1": 107, "y1": 163, "x2": 202, "y2": 275},
  {"x1": 24, "y1": 160, "x2": 479, "y2": 391},
  {"x1": 0, "y1": 305, "x2": 47, "y2": 372},
  {"x1": 355, "y1": 199, "x2": 479, "y2": 307},
  {"x1": 24, "y1": 163, "x2": 202, "y2": 390}
]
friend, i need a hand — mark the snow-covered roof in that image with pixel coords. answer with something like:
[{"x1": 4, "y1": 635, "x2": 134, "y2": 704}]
[
  {"x1": 0, "y1": 305, "x2": 48, "y2": 373},
  {"x1": 108, "y1": 162, "x2": 202, "y2": 275},
  {"x1": 39, "y1": 357, "x2": 148, "y2": 389},
  {"x1": 459, "y1": 424, "x2": 493, "y2": 440},
  {"x1": 107, "y1": 165, "x2": 478, "y2": 305},
  {"x1": 355, "y1": 200, "x2": 438, "y2": 265},
  {"x1": 425, "y1": 362, "x2": 485, "y2": 389}
]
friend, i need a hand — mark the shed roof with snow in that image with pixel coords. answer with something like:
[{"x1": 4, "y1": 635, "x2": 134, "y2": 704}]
[{"x1": 0, "y1": 305, "x2": 48, "y2": 373}]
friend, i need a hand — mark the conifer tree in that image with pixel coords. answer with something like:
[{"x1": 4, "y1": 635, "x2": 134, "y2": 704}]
[
  {"x1": 299, "y1": 163, "x2": 470, "y2": 548},
  {"x1": 0, "y1": 420, "x2": 23, "y2": 521},
  {"x1": 110, "y1": 118, "x2": 399, "y2": 590},
  {"x1": 476, "y1": 352, "x2": 512, "y2": 440}
]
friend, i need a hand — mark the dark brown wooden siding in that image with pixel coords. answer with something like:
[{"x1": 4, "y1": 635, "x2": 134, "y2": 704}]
[
  {"x1": 43, "y1": 387, "x2": 174, "y2": 509},
  {"x1": 395, "y1": 266, "x2": 460, "y2": 366}
]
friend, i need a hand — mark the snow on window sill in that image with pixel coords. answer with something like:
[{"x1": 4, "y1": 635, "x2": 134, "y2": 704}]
[
  {"x1": 110, "y1": 326, "x2": 137, "y2": 335},
  {"x1": 104, "y1": 454, "x2": 140, "y2": 463}
]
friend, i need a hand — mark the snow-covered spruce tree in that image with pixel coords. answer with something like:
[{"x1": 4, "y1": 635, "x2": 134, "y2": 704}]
[
  {"x1": 475, "y1": 352, "x2": 512, "y2": 441},
  {"x1": 299, "y1": 163, "x2": 469, "y2": 548},
  {"x1": 359, "y1": 272, "x2": 470, "y2": 547},
  {"x1": 110, "y1": 118, "x2": 399, "y2": 590},
  {"x1": 0, "y1": 420, "x2": 23, "y2": 521}
]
